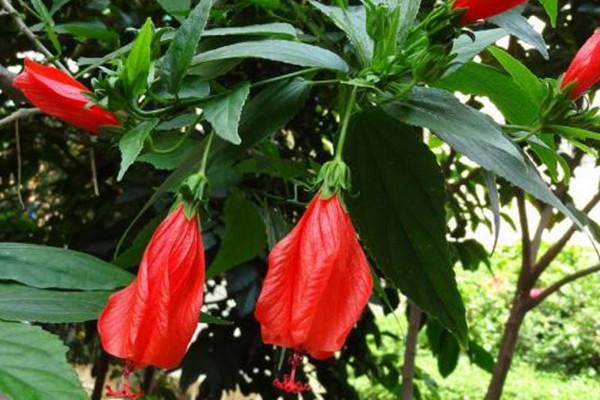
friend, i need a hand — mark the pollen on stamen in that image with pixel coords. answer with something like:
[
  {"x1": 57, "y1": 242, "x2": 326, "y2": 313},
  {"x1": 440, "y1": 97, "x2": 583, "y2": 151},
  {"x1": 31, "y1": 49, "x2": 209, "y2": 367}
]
[{"x1": 273, "y1": 351, "x2": 311, "y2": 394}]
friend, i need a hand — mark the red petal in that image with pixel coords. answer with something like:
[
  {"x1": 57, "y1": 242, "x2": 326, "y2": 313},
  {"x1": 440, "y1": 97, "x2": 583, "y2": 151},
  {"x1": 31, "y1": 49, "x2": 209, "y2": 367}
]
[
  {"x1": 255, "y1": 194, "x2": 373, "y2": 359},
  {"x1": 454, "y1": 0, "x2": 527, "y2": 25},
  {"x1": 562, "y1": 30, "x2": 600, "y2": 99},
  {"x1": 98, "y1": 206, "x2": 205, "y2": 369},
  {"x1": 12, "y1": 59, "x2": 119, "y2": 133}
]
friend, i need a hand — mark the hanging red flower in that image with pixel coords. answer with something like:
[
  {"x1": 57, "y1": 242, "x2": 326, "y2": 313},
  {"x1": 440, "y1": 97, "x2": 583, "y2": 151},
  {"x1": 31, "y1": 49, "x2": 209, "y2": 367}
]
[
  {"x1": 453, "y1": 0, "x2": 527, "y2": 25},
  {"x1": 12, "y1": 58, "x2": 119, "y2": 133},
  {"x1": 98, "y1": 205, "x2": 205, "y2": 396},
  {"x1": 561, "y1": 30, "x2": 600, "y2": 99},
  {"x1": 255, "y1": 193, "x2": 373, "y2": 361}
]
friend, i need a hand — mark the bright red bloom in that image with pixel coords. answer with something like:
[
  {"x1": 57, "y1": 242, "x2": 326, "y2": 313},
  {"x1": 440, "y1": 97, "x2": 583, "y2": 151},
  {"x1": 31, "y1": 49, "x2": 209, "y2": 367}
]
[
  {"x1": 12, "y1": 58, "x2": 119, "y2": 133},
  {"x1": 561, "y1": 30, "x2": 600, "y2": 99},
  {"x1": 453, "y1": 0, "x2": 527, "y2": 25},
  {"x1": 98, "y1": 205, "x2": 205, "y2": 370},
  {"x1": 255, "y1": 193, "x2": 373, "y2": 360}
]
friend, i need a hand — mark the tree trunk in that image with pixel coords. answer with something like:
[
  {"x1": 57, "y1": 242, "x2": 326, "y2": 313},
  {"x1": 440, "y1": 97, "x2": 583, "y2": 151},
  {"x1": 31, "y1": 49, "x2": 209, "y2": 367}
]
[
  {"x1": 484, "y1": 297, "x2": 527, "y2": 400},
  {"x1": 401, "y1": 302, "x2": 423, "y2": 400}
]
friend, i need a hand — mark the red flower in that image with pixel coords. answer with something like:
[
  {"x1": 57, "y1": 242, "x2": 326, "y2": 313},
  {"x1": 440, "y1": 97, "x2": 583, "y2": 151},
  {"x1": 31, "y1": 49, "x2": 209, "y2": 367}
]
[
  {"x1": 98, "y1": 205, "x2": 205, "y2": 371},
  {"x1": 453, "y1": 0, "x2": 527, "y2": 25},
  {"x1": 255, "y1": 193, "x2": 373, "y2": 360},
  {"x1": 12, "y1": 58, "x2": 119, "y2": 133},
  {"x1": 561, "y1": 30, "x2": 600, "y2": 99}
]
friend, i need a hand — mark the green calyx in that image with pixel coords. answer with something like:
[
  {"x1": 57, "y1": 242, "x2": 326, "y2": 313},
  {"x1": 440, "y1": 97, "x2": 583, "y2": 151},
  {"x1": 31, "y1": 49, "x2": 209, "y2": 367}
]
[
  {"x1": 317, "y1": 159, "x2": 351, "y2": 199},
  {"x1": 176, "y1": 172, "x2": 209, "y2": 219}
]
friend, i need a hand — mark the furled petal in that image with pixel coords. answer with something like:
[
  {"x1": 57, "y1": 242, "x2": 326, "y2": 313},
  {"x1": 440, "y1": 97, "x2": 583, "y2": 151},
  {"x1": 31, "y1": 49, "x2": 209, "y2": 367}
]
[
  {"x1": 453, "y1": 0, "x2": 527, "y2": 25},
  {"x1": 12, "y1": 59, "x2": 119, "y2": 133},
  {"x1": 98, "y1": 206, "x2": 205, "y2": 369},
  {"x1": 255, "y1": 194, "x2": 373, "y2": 359},
  {"x1": 561, "y1": 30, "x2": 600, "y2": 99}
]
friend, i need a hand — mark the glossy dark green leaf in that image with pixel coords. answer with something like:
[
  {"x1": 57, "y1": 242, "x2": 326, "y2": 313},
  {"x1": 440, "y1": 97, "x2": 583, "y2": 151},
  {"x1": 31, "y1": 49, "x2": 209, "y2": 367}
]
[
  {"x1": 490, "y1": 9, "x2": 549, "y2": 59},
  {"x1": 190, "y1": 40, "x2": 349, "y2": 72},
  {"x1": 203, "y1": 23, "x2": 296, "y2": 39},
  {"x1": 54, "y1": 21, "x2": 117, "y2": 40},
  {"x1": 125, "y1": 18, "x2": 153, "y2": 95},
  {"x1": 118, "y1": 119, "x2": 160, "y2": 181},
  {"x1": 0, "y1": 243, "x2": 132, "y2": 290},
  {"x1": 345, "y1": 109, "x2": 468, "y2": 344},
  {"x1": 453, "y1": 239, "x2": 490, "y2": 271},
  {"x1": 139, "y1": 137, "x2": 204, "y2": 171},
  {"x1": 447, "y1": 29, "x2": 507, "y2": 76},
  {"x1": 468, "y1": 341, "x2": 496, "y2": 373},
  {"x1": 207, "y1": 191, "x2": 267, "y2": 278},
  {"x1": 0, "y1": 284, "x2": 110, "y2": 323},
  {"x1": 204, "y1": 83, "x2": 251, "y2": 145},
  {"x1": 435, "y1": 61, "x2": 538, "y2": 125},
  {"x1": 162, "y1": 0, "x2": 213, "y2": 93},
  {"x1": 0, "y1": 321, "x2": 87, "y2": 400},
  {"x1": 426, "y1": 320, "x2": 461, "y2": 378},
  {"x1": 383, "y1": 87, "x2": 583, "y2": 230},
  {"x1": 310, "y1": 1, "x2": 373, "y2": 66},
  {"x1": 488, "y1": 46, "x2": 546, "y2": 104},
  {"x1": 154, "y1": 76, "x2": 210, "y2": 101}
]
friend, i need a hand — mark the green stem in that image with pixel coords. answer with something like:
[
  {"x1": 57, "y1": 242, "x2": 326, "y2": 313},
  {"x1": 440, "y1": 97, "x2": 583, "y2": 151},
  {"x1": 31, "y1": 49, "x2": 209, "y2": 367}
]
[
  {"x1": 334, "y1": 86, "x2": 358, "y2": 161},
  {"x1": 147, "y1": 132, "x2": 189, "y2": 154},
  {"x1": 199, "y1": 131, "x2": 215, "y2": 177}
]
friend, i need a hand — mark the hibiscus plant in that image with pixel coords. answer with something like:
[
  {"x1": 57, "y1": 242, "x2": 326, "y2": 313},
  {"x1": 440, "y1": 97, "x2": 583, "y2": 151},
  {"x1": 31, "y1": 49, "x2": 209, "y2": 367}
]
[{"x1": 0, "y1": 0, "x2": 599, "y2": 399}]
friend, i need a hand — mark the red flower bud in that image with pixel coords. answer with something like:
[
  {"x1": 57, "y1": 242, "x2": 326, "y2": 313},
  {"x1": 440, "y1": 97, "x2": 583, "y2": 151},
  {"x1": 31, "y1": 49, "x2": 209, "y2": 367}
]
[
  {"x1": 255, "y1": 194, "x2": 373, "y2": 360},
  {"x1": 561, "y1": 30, "x2": 600, "y2": 99},
  {"x1": 98, "y1": 206, "x2": 205, "y2": 370},
  {"x1": 12, "y1": 59, "x2": 119, "y2": 133},
  {"x1": 453, "y1": 0, "x2": 527, "y2": 25}
]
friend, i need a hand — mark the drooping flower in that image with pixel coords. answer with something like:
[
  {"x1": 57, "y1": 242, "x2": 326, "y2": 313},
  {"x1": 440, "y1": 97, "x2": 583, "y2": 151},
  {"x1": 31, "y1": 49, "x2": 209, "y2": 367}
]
[
  {"x1": 12, "y1": 58, "x2": 119, "y2": 133},
  {"x1": 453, "y1": 0, "x2": 527, "y2": 25},
  {"x1": 255, "y1": 193, "x2": 373, "y2": 362},
  {"x1": 98, "y1": 205, "x2": 205, "y2": 396},
  {"x1": 561, "y1": 30, "x2": 600, "y2": 99}
]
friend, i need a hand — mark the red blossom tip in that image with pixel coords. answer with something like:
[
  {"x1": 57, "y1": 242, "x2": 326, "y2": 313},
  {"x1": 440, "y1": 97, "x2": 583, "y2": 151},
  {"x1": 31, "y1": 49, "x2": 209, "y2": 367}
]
[{"x1": 273, "y1": 352, "x2": 311, "y2": 394}]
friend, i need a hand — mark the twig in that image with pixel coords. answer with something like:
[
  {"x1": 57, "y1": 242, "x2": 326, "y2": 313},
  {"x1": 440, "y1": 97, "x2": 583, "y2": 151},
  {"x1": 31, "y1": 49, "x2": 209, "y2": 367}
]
[
  {"x1": 15, "y1": 119, "x2": 24, "y2": 209},
  {"x1": 89, "y1": 147, "x2": 100, "y2": 197},
  {"x1": 0, "y1": 108, "x2": 40, "y2": 129},
  {"x1": 0, "y1": 0, "x2": 68, "y2": 71},
  {"x1": 528, "y1": 264, "x2": 600, "y2": 309},
  {"x1": 532, "y1": 192, "x2": 600, "y2": 279},
  {"x1": 401, "y1": 302, "x2": 422, "y2": 400}
]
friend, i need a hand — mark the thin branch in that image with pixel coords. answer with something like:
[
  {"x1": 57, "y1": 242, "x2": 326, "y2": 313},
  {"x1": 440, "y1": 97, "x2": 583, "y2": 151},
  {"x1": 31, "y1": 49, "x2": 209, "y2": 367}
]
[
  {"x1": 448, "y1": 168, "x2": 480, "y2": 193},
  {"x1": 0, "y1": 0, "x2": 67, "y2": 71},
  {"x1": 401, "y1": 302, "x2": 423, "y2": 400},
  {"x1": 528, "y1": 264, "x2": 600, "y2": 309},
  {"x1": 0, "y1": 108, "x2": 40, "y2": 129},
  {"x1": 15, "y1": 119, "x2": 25, "y2": 209},
  {"x1": 516, "y1": 191, "x2": 533, "y2": 274},
  {"x1": 533, "y1": 192, "x2": 600, "y2": 279}
]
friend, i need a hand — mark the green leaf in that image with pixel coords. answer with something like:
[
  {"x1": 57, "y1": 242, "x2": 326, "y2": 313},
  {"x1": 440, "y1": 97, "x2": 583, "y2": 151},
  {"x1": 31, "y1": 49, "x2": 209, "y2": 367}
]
[
  {"x1": 203, "y1": 23, "x2": 297, "y2": 39},
  {"x1": 538, "y1": 0, "x2": 558, "y2": 27},
  {"x1": 0, "y1": 321, "x2": 87, "y2": 400},
  {"x1": 113, "y1": 216, "x2": 163, "y2": 268},
  {"x1": 50, "y1": 0, "x2": 72, "y2": 15},
  {"x1": 154, "y1": 76, "x2": 211, "y2": 102},
  {"x1": 162, "y1": 0, "x2": 213, "y2": 93},
  {"x1": 0, "y1": 243, "x2": 133, "y2": 290},
  {"x1": 468, "y1": 341, "x2": 496, "y2": 373},
  {"x1": 206, "y1": 191, "x2": 267, "y2": 279},
  {"x1": 383, "y1": 87, "x2": 584, "y2": 230},
  {"x1": 30, "y1": 0, "x2": 61, "y2": 55},
  {"x1": 250, "y1": 0, "x2": 280, "y2": 10},
  {"x1": 435, "y1": 62, "x2": 538, "y2": 125},
  {"x1": 204, "y1": 83, "x2": 251, "y2": 145},
  {"x1": 0, "y1": 284, "x2": 110, "y2": 323},
  {"x1": 489, "y1": 9, "x2": 549, "y2": 59},
  {"x1": 54, "y1": 21, "x2": 117, "y2": 41},
  {"x1": 139, "y1": 138, "x2": 204, "y2": 171},
  {"x1": 190, "y1": 39, "x2": 349, "y2": 72},
  {"x1": 453, "y1": 239, "x2": 490, "y2": 271},
  {"x1": 344, "y1": 109, "x2": 468, "y2": 344},
  {"x1": 426, "y1": 320, "x2": 461, "y2": 377},
  {"x1": 482, "y1": 171, "x2": 501, "y2": 253},
  {"x1": 397, "y1": 0, "x2": 421, "y2": 45},
  {"x1": 488, "y1": 46, "x2": 546, "y2": 104},
  {"x1": 546, "y1": 124, "x2": 600, "y2": 142},
  {"x1": 447, "y1": 29, "x2": 507, "y2": 76},
  {"x1": 157, "y1": 0, "x2": 191, "y2": 20},
  {"x1": 309, "y1": 1, "x2": 373, "y2": 66},
  {"x1": 125, "y1": 18, "x2": 153, "y2": 96},
  {"x1": 118, "y1": 119, "x2": 160, "y2": 181}
]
